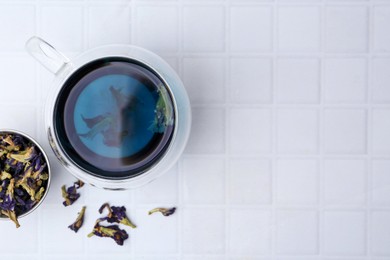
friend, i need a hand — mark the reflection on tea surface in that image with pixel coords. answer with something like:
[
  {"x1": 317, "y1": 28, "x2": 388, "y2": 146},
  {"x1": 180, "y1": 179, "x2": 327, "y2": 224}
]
[{"x1": 54, "y1": 58, "x2": 175, "y2": 178}]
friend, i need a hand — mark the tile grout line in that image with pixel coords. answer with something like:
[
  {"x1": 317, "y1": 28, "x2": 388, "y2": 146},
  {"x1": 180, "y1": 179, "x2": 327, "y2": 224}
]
[
  {"x1": 366, "y1": 2, "x2": 373, "y2": 257},
  {"x1": 224, "y1": 0, "x2": 230, "y2": 259},
  {"x1": 318, "y1": 0, "x2": 325, "y2": 256},
  {"x1": 271, "y1": 0, "x2": 277, "y2": 256}
]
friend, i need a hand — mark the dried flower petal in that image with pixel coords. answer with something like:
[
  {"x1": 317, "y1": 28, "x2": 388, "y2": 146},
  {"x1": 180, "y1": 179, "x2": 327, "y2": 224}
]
[
  {"x1": 87, "y1": 221, "x2": 129, "y2": 246},
  {"x1": 68, "y1": 206, "x2": 86, "y2": 233},
  {"x1": 148, "y1": 207, "x2": 176, "y2": 217},
  {"x1": 99, "y1": 203, "x2": 136, "y2": 228},
  {"x1": 61, "y1": 185, "x2": 80, "y2": 207},
  {"x1": 0, "y1": 133, "x2": 49, "y2": 228},
  {"x1": 74, "y1": 180, "x2": 84, "y2": 189}
]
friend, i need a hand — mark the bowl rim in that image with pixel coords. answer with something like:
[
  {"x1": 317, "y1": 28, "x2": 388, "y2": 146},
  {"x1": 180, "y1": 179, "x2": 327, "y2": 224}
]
[{"x1": 0, "y1": 129, "x2": 51, "y2": 220}]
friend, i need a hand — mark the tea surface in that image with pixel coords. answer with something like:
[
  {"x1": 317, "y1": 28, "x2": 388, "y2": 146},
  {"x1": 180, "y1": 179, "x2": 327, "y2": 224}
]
[{"x1": 54, "y1": 58, "x2": 175, "y2": 178}]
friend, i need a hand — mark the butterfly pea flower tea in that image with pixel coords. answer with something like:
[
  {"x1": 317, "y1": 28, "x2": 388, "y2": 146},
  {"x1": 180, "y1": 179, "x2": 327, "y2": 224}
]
[{"x1": 27, "y1": 37, "x2": 191, "y2": 189}]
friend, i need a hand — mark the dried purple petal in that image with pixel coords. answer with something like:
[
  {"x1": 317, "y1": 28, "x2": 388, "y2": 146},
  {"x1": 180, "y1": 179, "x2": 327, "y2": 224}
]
[
  {"x1": 99, "y1": 203, "x2": 136, "y2": 228},
  {"x1": 148, "y1": 207, "x2": 176, "y2": 217},
  {"x1": 87, "y1": 221, "x2": 129, "y2": 246},
  {"x1": 61, "y1": 185, "x2": 80, "y2": 207},
  {"x1": 0, "y1": 133, "x2": 49, "y2": 228},
  {"x1": 68, "y1": 206, "x2": 86, "y2": 233}
]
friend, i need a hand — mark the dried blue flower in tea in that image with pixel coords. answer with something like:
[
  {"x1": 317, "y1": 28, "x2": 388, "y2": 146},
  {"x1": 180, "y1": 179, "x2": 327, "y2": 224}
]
[
  {"x1": 68, "y1": 206, "x2": 86, "y2": 233},
  {"x1": 148, "y1": 207, "x2": 176, "y2": 217},
  {"x1": 98, "y1": 203, "x2": 136, "y2": 228},
  {"x1": 61, "y1": 180, "x2": 84, "y2": 206},
  {"x1": 0, "y1": 133, "x2": 49, "y2": 228},
  {"x1": 87, "y1": 221, "x2": 129, "y2": 246}
]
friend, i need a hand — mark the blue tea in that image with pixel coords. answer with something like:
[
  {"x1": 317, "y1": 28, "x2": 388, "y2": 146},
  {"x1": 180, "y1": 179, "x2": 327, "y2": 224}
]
[{"x1": 54, "y1": 57, "x2": 175, "y2": 179}]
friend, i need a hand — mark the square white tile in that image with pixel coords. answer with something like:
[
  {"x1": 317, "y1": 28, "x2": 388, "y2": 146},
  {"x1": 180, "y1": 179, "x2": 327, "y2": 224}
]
[
  {"x1": 228, "y1": 158, "x2": 272, "y2": 205},
  {"x1": 372, "y1": 109, "x2": 390, "y2": 154},
  {"x1": 276, "y1": 210, "x2": 318, "y2": 255},
  {"x1": 277, "y1": 6, "x2": 320, "y2": 52},
  {"x1": 229, "y1": 57, "x2": 272, "y2": 104},
  {"x1": 373, "y1": 6, "x2": 390, "y2": 52},
  {"x1": 182, "y1": 157, "x2": 225, "y2": 204},
  {"x1": 134, "y1": 5, "x2": 178, "y2": 52},
  {"x1": 276, "y1": 58, "x2": 319, "y2": 103},
  {"x1": 0, "y1": 55, "x2": 37, "y2": 104},
  {"x1": 88, "y1": 5, "x2": 131, "y2": 48},
  {"x1": 182, "y1": 57, "x2": 225, "y2": 104},
  {"x1": 322, "y1": 211, "x2": 366, "y2": 255},
  {"x1": 183, "y1": 5, "x2": 225, "y2": 52},
  {"x1": 325, "y1": 6, "x2": 368, "y2": 52},
  {"x1": 228, "y1": 209, "x2": 272, "y2": 255},
  {"x1": 40, "y1": 5, "x2": 84, "y2": 51},
  {"x1": 323, "y1": 159, "x2": 367, "y2": 206},
  {"x1": 182, "y1": 208, "x2": 225, "y2": 254},
  {"x1": 323, "y1": 58, "x2": 367, "y2": 103},
  {"x1": 229, "y1": 108, "x2": 272, "y2": 154},
  {"x1": 323, "y1": 109, "x2": 367, "y2": 154},
  {"x1": 0, "y1": 5, "x2": 35, "y2": 51},
  {"x1": 185, "y1": 107, "x2": 225, "y2": 154},
  {"x1": 276, "y1": 159, "x2": 318, "y2": 205},
  {"x1": 277, "y1": 109, "x2": 319, "y2": 153},
  {"x1": 372, "y1": 58, "x2": 390, "y2": 103},
  {"x1": 372, "y1": 160, "x2": 390, "y2": 206},
  {"x1": 229, "y1": 5, "x2": 272, "y2": 52},
  {"x1": 370, "y1": 211, "x2": 390, "y2": 256}
]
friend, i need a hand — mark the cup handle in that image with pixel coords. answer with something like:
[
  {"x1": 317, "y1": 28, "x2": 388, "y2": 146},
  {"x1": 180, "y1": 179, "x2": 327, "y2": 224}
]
[{"x1": 25, "y1": 36, "x2": 70, "y2": 74}]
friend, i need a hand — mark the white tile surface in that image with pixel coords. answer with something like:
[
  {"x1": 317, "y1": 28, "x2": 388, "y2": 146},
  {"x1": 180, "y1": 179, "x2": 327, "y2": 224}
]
[
  {"x1": 276, "y1": 210, "x2": 318, "y2": 255},
  {"x1": 229, "y1": 57, "x2": 272, "y2": 104},
  {"x1": 277, "y1": 109, "x2": 319, "y2": 153},
  {"x1": 229, "y1": 108, "x2": 272, "y2": 154},
  {"x1": 276, "y1": 58, "x2": 319, "y2": 103},
  {"x1": 325, "y1": 6, "x2": 368, "y2": 52},
  {"x1": 277, "y1": 6, "x2": 320, "y2": 52},
  {"x1": 276, "y1": 159, "x2": 318, "y2": 205},
  {"x1": 182, "y1": 208, "x2": 225, "y2": 254},
  {"x1": 182, "y1": 5, "x2": 225, "y2": 52},
  {"x1": 323, "y1": 109, "x2": 367, "y2": 154},
  {"x1": 0, "y1": 1, "x2": 389, "y2": 259},
  {"x1": 323, "y1": 58, "x2": 367, "y2": 103},
  {"x1": 323, "y1": 159, "x2": 367, "y2": 206},
  {"x1": 228, "y1": 209, "x2": 272, "y2": 254},
  {"x1": 229, "y1": 6, "x2": 272, "y2": 52},
  {"x1": 228, "y1": 158, "x2": 271, "y2": 205},
  {"x1": 322, "y1": 211, "x2": 366, "y2": 255}
]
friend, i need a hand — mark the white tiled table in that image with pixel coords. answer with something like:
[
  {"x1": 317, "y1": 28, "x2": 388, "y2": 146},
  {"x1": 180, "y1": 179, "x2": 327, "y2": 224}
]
[{"x1": 0, "y1": 0, "x2": 390, "y2": 259}]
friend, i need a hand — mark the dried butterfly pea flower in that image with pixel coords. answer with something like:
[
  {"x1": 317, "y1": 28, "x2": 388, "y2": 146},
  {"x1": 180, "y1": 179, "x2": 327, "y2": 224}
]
[
  {"x1": 87, "y1": 221, "x2": 129, "y2": 246},
  {"x1": 61, "y1": 179, "x2": 84, "y2": 207},
  {"x1": 0, "y1": 133, "x2": 49, "y2": 228},
  {"x1": 61, "y1": 185, "x2": 80, "y2": 207},
  {"x1": 148, "y1": 207, "x2": 176, "y2": 217},
  {"x1": 68, "y1": 206, "x2": 86, "y2": 233},
  {"x1": 98, "y1": 203, "x2": 136, "y2": 228}
]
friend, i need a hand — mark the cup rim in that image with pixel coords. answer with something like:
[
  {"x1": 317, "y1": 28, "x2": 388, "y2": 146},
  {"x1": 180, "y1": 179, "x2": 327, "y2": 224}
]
[{"x1": 0, "y1": 129, "x2": 51, "y2": 220}]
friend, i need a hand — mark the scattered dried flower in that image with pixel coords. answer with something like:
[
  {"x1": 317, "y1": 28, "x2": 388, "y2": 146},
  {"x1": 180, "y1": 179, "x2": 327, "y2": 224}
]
[
  {"x1": 87, "y1": 221, "x2": 129, "y2": 246},
  {"x1": 61, "y1": 179, "x2": 84, "y2": 207},
  {"x1": 98, "y1": 203, "x2": 136, "y2": 228},
  {"x1": 68, "y1": 206, "x2": 86, "y2": 233},
  {"x1": 148, "y1": 207, "x2": 176, "y2": 217}
]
